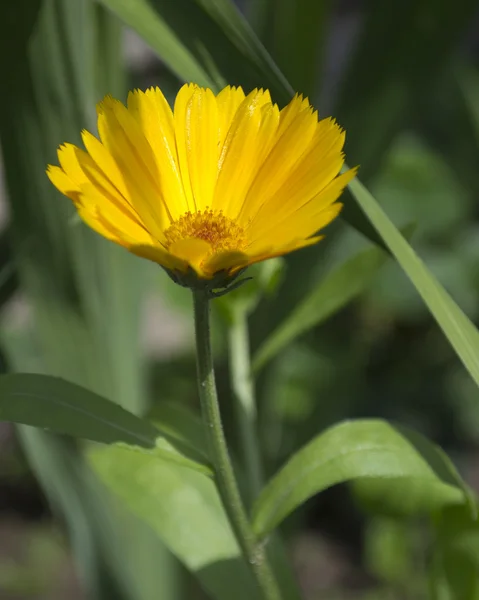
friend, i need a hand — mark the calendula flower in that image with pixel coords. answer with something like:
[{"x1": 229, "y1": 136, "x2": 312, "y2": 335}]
[{"x1": 47, "y1": 84, "x2": 356, "y2": 291}]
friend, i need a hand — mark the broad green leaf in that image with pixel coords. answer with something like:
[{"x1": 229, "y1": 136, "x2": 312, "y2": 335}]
[
  {"x1": 252, "y1": 244, "x2": 386, "y2": 373},
  {"x1": 252, "y1": 419, "x2": 469, "y2": 538},
  {"x1": 89, "y1": 444, "x2": 260, "y2": 600},
  {"x1": 89, "y1": 444, "x2": 301, "y2": 600},
  {"x1": 0, "y1": 373, "x2": 211, "y2": 475},
  {"x1": 348, "y1": 177, "x2": 479, "y2": 389}
]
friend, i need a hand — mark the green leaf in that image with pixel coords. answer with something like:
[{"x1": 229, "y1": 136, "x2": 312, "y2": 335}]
[
  {"x1": 252, "y1": 419, "x2": 470, "y2": 538},
  {"x1": 0, "y1": 373, "x2": 211, "y2": 475},
  {"x1": 89, "y1": 441, "x2": 301, "y2": 600},
  {"x1": 148, "y1": 401, "x2": 210, "y2": 462},
  {"x1": 252, "y1": 243, "x2": 387, "y2": 373},
  {"x1": 353, "y1": 476, "x2": 470, "y2": 518},
  {"x1": 348, "y1": 176, "x2": 479, "y2": 389},
  {"x1": 0, "y1": 373, "x2": 157, "y2": 445},
  {"x1": 89, "y1": 444, "x2": 261, "y2": 600}
]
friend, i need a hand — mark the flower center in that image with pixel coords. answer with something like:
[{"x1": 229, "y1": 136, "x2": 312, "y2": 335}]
[{"x1": 164, "y1": 209, "x2": 247, "y2": 254}]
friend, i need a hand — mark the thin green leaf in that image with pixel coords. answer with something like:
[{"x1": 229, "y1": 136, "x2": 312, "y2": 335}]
[
  {"x1": 252, "y1": 244, "x2": 386, "y2": 373},
  {"x1": 348, "y1": 176, "x2": 479, "y2": 389},
  {"x1": 252, "y1": 419, "x2": 470, "y2": 538},
  {"x1": 0, "y1": 373, "x2": 157, "y2": 445},
  {"x1": 0, "y1": 373, "x2": 211, "y2": 475}
]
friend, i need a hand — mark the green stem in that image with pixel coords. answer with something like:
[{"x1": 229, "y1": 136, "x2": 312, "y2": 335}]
[
  {"x1": 192, "y1": 290, "x2": 282, "y2": 600},
  {"x1": 228, "y1": 310, "x2": 263, "y2": 505}
]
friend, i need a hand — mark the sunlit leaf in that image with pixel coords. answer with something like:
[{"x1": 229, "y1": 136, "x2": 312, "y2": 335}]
[
  {"x1": 252, "y1": 419, "x2": 470, "y2": 538},
  {"x1": 90, "y1": 444, "x2": 260, "y2": 600}
]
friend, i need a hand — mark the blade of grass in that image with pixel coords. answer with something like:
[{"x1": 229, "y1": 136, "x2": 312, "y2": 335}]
[{"x1": 348, "y1": 176, "x2": 479, "y2": 388}]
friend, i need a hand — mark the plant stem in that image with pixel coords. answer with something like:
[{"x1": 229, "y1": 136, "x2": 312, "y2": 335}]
[
  {"x1": 229, "y1": 309, "x2": 263, "y2": 505},
  {"x1": 192, "y1": 290, "x2": 282, "y2": 600}
]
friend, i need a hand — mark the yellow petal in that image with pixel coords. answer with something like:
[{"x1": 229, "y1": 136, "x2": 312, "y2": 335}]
[
  {"x1": 245, "y1": 236, "x2": 323, "y2": 268},
  {"x1": 250, "y1": 118, "x2": 345, "y2": 229},
  {"x1": 78, "y1": 183, "x2": 153, "y2": 247},
  {"x1": 46, "y1": 165, "x2": 80, "y2": 199},
  {"x1": 127, "y1": 88, "x2": 188, "y2": 217},
  {"x1": 259, "y1": 202, "x2": 343, "y2": 250},
  {"x1": 277, "y1": 93, "x2": 311, "y2": 137},
  {"x1": 72, "y1": 142, "x2": 143, "y2": 226},
  {"x1": 96, "y1": 95, "x2": 170, "y2": 240},
  {"x1": 184, "y1": 87, "x2": 219, "y2": 211},
  {"x1": 213, "y1": 89, "x2": 278, "y2": 219},
  {"x1": 130, "y1": 244, "x2": 186, "y2": 272},
  {"x1": 216, "y1": 85, "x2": 246, "y2": 148},
  {"x1": 174, "y1": 83, "x2": 199, "y2": 212},
  {"x1": 250, "y1": 168, "x2": 355, "y2": 244},
  {"x1": 76, "y1": 204, "x2": 119, "y2": 243},
  {"x1": 57, "y1": 143, "x2": 89, "y2": 187},
  {"x1": 242, "y1": 102, "x2": 318, "y2": 220},
  {"x1": 81, "y1": 129, "x2": 131, "y2": 201},
  {"x1": 203, "y1": 250, "x2": 249, "y2": 275},
  {"x1": 169, "y1": 238, "x2": 212, "y2": 276}
]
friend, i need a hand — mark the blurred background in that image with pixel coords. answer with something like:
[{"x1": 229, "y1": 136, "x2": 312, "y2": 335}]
[{"x1": 1, "y1": 0, "x2": 479, "y2": 598}]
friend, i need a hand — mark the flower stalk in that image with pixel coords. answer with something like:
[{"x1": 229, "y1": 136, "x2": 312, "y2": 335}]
[
  {"x1": 192, "y1": 290, "x2": 282, "y2": 600},
  {"x1": 228, "y1": 308, "x2": 263, "y2": 504}
]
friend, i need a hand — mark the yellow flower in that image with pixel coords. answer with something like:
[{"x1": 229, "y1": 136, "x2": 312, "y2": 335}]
[{"x1": 47, "y1": 84, "x2": 356, "y2": 288}]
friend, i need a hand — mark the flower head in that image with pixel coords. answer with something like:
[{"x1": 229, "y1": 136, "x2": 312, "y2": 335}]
[{"x1": 47, "y1": 84, "x2": 356, "y2": 290}]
